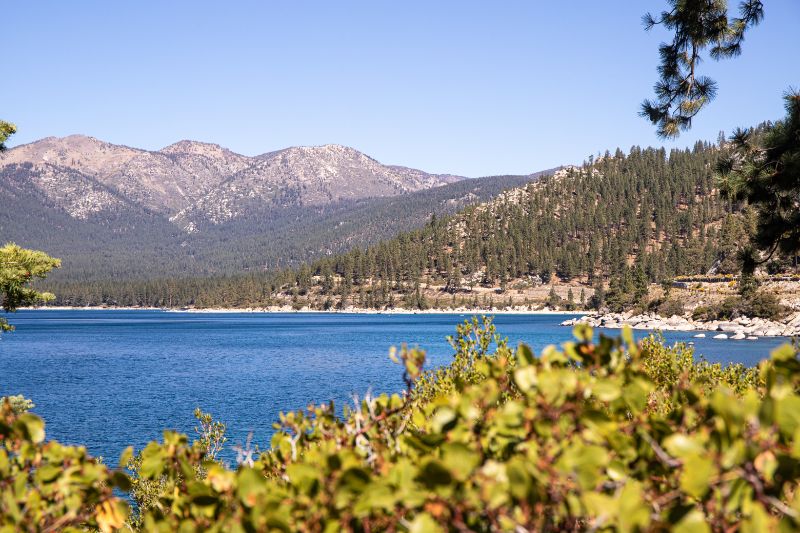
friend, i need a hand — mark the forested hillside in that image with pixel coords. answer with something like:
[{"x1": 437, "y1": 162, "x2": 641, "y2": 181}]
[
  {"x1": 2, "y1": 135, "x2": 552, "y2": 280},
  {"x1": 309, "y1": 142, "x2": 735, "y2": 288},
  {"x1": 44, "y1": 140, "x2": 763, "y2": 308}
]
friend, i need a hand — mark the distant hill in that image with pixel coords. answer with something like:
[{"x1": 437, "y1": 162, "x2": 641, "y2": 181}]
[
  {"x1": 1, "y1": 135, "x2": 545, "y2": 280},
  {"x1": 43, "y1": 141, "x2": 753, "y2": 310},
  {"x1": 1, "y1": 135, "x2": 464, "y2": 223},
  {"x1": 169, "y1": 143, "x2": 466, "y2": 232}
]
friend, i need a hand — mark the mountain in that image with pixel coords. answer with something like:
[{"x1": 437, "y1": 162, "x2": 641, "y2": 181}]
[
  {"x1": 43, "y1": 141, "x2": 745, "y2": 309},
  {"x1": 0, "y1": 135, "x2": 252, "y2": 216},
  {"x1": 169, "y1": 144, "x2": 465, "y2": 231},
  {"x1": 1, "y1": 136, "x2": 465, "y2": 225},
  {"x1": 1, "y1": 135, "x2": 546, "y2": 281}
]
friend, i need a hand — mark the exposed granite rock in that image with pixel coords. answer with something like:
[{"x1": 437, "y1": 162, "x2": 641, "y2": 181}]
[{"x1": 561, "y1": 310, "x2": 800, "y2": 338}]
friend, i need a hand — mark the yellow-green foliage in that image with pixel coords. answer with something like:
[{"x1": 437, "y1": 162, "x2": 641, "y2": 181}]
[
  {"x1": 0, "y1": 399, "x2": 129, "y2": 532},
  {"x1": 4, "y1": 320, "x2": 800, "y2": 531},
  {"x1": 0, "y1": 242, "x2": 61, "y2": 332}
]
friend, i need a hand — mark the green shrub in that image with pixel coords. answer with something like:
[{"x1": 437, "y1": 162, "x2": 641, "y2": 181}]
[
  {"x1": 691, "y1": 290, "x2": 788, "y2": 322},
  {"x1": 692, "y1": 305, "x2": 712, "y2": 321},
  {"x1": 656, "y1": 298, "x2": 685, "y2": 317},
  {"x1": 5, "y1": 320, "x2": 800, "y2": 531},
  {"x1": 0, "y1": 399, "x2": 130, "y2": 532},
  {"x1": 742, "y1": 290, "x2": 788, "y2": 320}
]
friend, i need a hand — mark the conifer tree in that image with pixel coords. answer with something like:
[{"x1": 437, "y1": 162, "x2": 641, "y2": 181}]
[
  {"x1": 0, "y1": 243, "x2": 61, "y2": 333},
  {"x1": 0, "y1": 120, "x2": 16, "y2": 151},
  {"x1": 718, "y1": 92, "x2": 800, "y2": 273},
  {"x1": 641, "y1": 1, "x2": 764, "y2": 137}
]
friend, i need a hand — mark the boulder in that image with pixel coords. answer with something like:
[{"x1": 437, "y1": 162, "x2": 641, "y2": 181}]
[
  {"x1": 731, "y1": 332, "x2": 746, "y2": 340},
  {"x1": 693, "y1": 333, "x2": 706, "y2": 338},
  {"x1": 747, "y1": 336, "x2": 758, "y2": 340},
  {"x1": 713, "y1": 333, "x2": 729, "y2": 339}
]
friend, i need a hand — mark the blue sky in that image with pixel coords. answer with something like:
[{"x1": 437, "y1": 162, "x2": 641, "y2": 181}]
[{"x1": 5, "y1": 1, "x2": 799, "y2": 177}]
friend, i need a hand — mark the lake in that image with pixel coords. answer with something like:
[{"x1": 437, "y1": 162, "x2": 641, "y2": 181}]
[{"x1": 0, "y1": 310, "x2": 791, "y2": 465}]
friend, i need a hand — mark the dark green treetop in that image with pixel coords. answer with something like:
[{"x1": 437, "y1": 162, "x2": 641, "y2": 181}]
[
  {"x1": 718, "y1": 91, "x2": 800, "y2": 272},
  {"x1": 641, "y1": 0, "x2": 763, "y2": 138}
]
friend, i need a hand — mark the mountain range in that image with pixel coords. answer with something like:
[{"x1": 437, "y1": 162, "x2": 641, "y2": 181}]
[{"x1": 0, "y1": 135, "x2": 544, "y2": 280}]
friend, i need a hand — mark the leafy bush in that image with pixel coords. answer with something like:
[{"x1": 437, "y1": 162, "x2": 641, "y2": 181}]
[
  {"x1": 0, "y1": 394, "x2": 34, "y2": 415},
  {"x1": 742, "y1": 290, "x2": 788, "y2": 320},
  {"x1": 4, "y1": 320, "x2": 800, "y2": 531},
  {"x1": 691, "y1": 290, "x2": 788, "y2": 321},
  {"x1": 691, "y1": 304, "x2": 712, "y2": 321},
  {"x1": 0, "y1": 399, "x2": 130, "y2": 532},
  {"x1": 655, "y1": 298, "x2": 684, "y2": 317}
]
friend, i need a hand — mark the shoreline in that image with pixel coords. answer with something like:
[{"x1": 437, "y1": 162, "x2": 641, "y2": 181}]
[
  {"x1": 21, "y1": 305, "x2": 591, "y2": 316},
  {"x1": 562, "y1": 311, "x2": 800, "y2": 339}
]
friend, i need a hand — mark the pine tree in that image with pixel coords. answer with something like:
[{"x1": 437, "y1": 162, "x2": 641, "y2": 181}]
[
  {"x1": 0, "y1": 120, "x2": 16, "y2": 151},
  {"x1": 0, "y1": 243, "x2": 61, "y2": 333},
  {"x1": 718, "y1": 92, "x2": 800, "y2": 273},
  {"x1": 641, "y1": 1, "x2": 763, "y2": 137}
]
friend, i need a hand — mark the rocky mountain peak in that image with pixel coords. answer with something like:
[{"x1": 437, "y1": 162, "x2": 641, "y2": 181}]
[
  {"x1": 0, "y1": 135, "x2": 142, "y2": 177},
  {"x1": 159, "y1": 140, "x2": 245, "y2": 159},
  {"x1": 2, "y1": 135, "x2": 467, "y2": 231}
]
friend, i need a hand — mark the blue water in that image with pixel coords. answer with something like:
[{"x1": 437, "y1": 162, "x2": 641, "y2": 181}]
[{"x1": 0, "y1": 310, "x2": 791, "y2": 465}]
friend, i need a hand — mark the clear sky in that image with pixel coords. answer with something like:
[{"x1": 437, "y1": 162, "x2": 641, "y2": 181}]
[{"x1": 5, "y1": 1, "x2": 799, "y2": 177}]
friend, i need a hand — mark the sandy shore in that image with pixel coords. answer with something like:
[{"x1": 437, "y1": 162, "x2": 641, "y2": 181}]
[{"x1": 23, "y1": 305, "x2": 591, "y2": 316}]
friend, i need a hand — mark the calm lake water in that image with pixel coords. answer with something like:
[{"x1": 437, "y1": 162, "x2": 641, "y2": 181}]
[{"x1": 0, "y1": 310, "x2": 791, "y2": 464}]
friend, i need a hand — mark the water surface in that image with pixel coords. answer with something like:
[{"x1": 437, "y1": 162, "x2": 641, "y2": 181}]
[{"x1": 0, "y1": 310, "x2": 790, "y2": 464}]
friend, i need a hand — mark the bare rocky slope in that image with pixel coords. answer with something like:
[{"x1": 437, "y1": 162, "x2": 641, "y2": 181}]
[
  {"x1": 1, "y1": 135, "x2": 463, "y2": 224},
  {"x1": 1, "y1": 135, "x2": 542, "y2": 280}
]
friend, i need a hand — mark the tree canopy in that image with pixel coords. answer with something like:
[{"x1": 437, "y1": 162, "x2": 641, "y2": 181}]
[
  {"x1": 641, "y1": 0, "x2": 764, "y2": 138},
  {"x1": 718, "y1": 91, "x2": 800, "y2": 272},
  {"x1": 0, "y1": 243, "x2": 61, "y2": 332},
  {"x1": 0, "y1": 120, "x2": 16, "y2": 151}
]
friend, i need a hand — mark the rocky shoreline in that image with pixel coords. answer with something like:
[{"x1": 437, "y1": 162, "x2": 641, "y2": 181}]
[
  {"x1": 561, "y1": 311, "x2": 800, "y2": 338},
  {"x1": 26, "y1": 305, "x2": 578, "y2": 315}
]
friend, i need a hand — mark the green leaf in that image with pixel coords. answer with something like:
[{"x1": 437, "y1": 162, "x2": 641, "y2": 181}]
[
  {"x1": 673, "y1": 508, "x2": 711, "y2": 533},
  {"x1": 236, "y1": 467, "x2": 266, "y2": 507},
  {"x1": 287, "y1": 463, "x2": 321, "y2": 494},
  {"x1": 515, "y1": 343, "x2": 535, "y2": 366},
  {"x1": 618, "y1": 481, "x2": 651, "y2": 532},
  {"x1": 110, "y1": 471, "x2": 132, "y2": 491},
  {"x1": 34, "y1": 464, "x2": 61, "y2": 484},
  {"x1": 408, "y1": 513, "x2": 443, "y2": 533},
  {"x1": 680, "y1": 455, "x2": 715, "y2": 499},
  {"x1": 430, "y1": 407, "x2": 457, "y2": 434},
  {"x1": 770, "y1": 344, "x2": 797, "y2": 362},
  {"x1": 440, "y1": 443, "x2": 479, "y2": 482},
  {"x1": 14, "y1": 414, "x2": 45, "y2": 443},
  {"x1": 138, "y1": 442, "x2": 166, "y2": 479},
  {"x1": 775, "y1": 395, "x2": 800, "y2": 436},
  {"x1": 417, "y1": 459, "x2": 452, "y2": 489},
  {"x1": 338, "y1": 467, "x2": 371, "y2": 494},
  {"x1": 119, "y1": 446, "x2": 134, "y2": 468},
  {"x1": 663, "y1": 434, "x2": 705, "y2": 459},
  {"x1": 573, "y1": 323, "x2": 593, "y2": 343}
]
